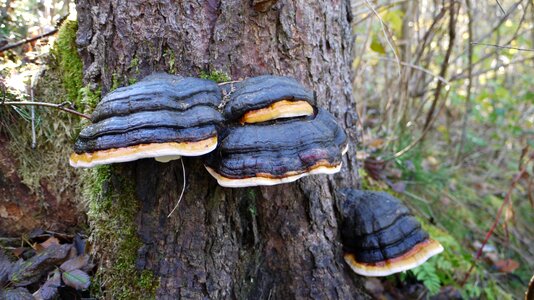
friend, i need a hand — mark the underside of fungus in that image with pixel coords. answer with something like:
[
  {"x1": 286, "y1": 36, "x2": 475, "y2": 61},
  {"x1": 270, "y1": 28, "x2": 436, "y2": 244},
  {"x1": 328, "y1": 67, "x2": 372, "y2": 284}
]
[
  {"x1": 70, "y1": 74, "x2": 223, "y2": 168},
  {"x1": 223, "y1": 75, "x2": 315, "y2": 123},
  {"x1": 340, "y1": 189, "x2": 444, "y2": 277},
  {"x1": 204, "y1": 108, "x2": 348, "y2": 187}
]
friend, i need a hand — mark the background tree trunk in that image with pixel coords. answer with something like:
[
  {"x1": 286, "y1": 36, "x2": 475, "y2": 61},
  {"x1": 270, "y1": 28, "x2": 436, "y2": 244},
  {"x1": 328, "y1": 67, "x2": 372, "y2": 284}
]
[{"x1": 77, "y1": 0, "x2": 365, "y2": 298}]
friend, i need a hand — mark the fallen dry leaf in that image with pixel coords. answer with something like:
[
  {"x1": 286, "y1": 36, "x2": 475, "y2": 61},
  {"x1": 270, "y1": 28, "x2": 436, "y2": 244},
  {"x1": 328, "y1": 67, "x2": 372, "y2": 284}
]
[
  {"x1": 494, "y1": 259, "x2": 519, "y2": 273},
  {"x1": 35, "y1": 237, "x2": 60, "y2": 253}
]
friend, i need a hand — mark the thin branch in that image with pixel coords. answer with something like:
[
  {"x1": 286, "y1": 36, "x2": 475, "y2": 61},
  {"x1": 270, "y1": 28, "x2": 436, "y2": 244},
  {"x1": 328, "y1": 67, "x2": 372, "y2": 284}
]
[
  {"x1": 30, "y1": 85, "x2": 37, "y2": 149},
  {"x1": 471, "y1": 41, "x2": 534, "y2": 52},
  {"x1": 450, "y1": 0, "x2": 523, "y2": 64},
  {"x1": 168, "y1": 158, "x2": 187, "y2": 218},
  {"x1": 0, "y1": 29, "x2": 58, "y2": 53},
  {"x1": 372, "y1": 56, "x2": 450, "y2": 85},
  {"x1": 450, "y1": 55, "x2": 534, "y2": 81},
  {"x1": 0, "y1": 15, "x2": 69, "y2": 53},
  {"x1": 456, "y1": 0, "x2": 474, "y2": 164},
  {"x1": 363, "y1": 0, "x2": 402, "y2": 77},
  {"x1": 423, "y1": 2, "x2": 458, "y2": 130},
  {"x1": 1, "y1": 101, "x2": 91, "y2": 119},
  {"x1": 384, "y1": 88, "x2": 452, "y2": 161},
  {"x1": 495, "y1": 0, "x2": 507, "y2": 14}
]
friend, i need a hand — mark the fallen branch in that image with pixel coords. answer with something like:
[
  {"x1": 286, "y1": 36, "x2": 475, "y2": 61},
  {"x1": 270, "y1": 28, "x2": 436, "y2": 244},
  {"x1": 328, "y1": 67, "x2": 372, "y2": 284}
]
[{"x1": 1, "y1": 101, "x2": 91, "y2": 119}]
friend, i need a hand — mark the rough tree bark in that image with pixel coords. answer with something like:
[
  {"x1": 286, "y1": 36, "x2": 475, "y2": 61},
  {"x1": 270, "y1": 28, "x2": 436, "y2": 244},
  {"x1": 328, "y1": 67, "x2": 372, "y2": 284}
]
[{"x1": 76, "y1": 0, "x2": 366, "y2": 298}]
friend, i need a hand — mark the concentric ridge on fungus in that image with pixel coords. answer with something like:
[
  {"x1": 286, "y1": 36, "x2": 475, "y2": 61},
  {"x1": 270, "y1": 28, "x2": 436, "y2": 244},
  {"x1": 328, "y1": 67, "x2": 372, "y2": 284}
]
[
  {"x1": 70, "y1": 73, "x2": 223, "y2": 168},
  {"x1": 223, "y1": 75, "x2": 315, "y2": 123},
  {"x1": 204, "y1": 108, "x2": 348, "y2": 187},
  {"x1": 340, "y1": 189, "x2": 444, "y2": 277}
]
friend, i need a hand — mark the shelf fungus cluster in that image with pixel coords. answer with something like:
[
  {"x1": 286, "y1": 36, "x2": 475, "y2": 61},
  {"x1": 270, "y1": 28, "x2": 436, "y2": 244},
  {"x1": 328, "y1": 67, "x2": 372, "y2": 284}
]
[
  {"x1": 69, "y1": 74, "x2": 223, "y2": 168},
  {"x1": 340, "y1": 189, "x2": 444, "y2": 277},
  {"x1": 204, "y1": 75, "x2": 348, "y2": 187}
]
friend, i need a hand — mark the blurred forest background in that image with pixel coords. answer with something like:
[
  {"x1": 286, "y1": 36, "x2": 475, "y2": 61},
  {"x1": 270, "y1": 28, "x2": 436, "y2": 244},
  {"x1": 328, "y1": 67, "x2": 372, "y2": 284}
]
[{"x1": 0, "y1": 0, "x2": 533, "y2": 299}]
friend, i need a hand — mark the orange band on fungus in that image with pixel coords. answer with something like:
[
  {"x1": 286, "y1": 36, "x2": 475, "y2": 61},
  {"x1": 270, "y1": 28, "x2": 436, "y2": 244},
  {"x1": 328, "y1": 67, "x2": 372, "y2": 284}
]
[
  {"x1": 240, "y1": 100, "x2": 314, "y2": 124},
  {"x1": 344, "y1": 239, "x2": 444, "y2": 277},
  {"x1": 70, "y1": 136, "x2": 217, "y2": 168},
  {"x1": 205, "y1": 160, "x2": 342, "y2": 188}
]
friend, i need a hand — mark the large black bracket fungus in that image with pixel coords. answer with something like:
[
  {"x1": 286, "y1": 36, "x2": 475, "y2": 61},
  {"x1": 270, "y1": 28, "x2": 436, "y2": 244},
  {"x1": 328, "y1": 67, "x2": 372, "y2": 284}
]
[
  {"x1": 223, "y1": 75, "x2": 315, "y2": 124},
  {"x1": 90, "y1": 75, "x2": 221, "y2": 122},
  {"x1": 340, "y1": 189, "x2": 443, "y2": 277},
  {"x1": 70, "y1": 73, "x2": 223, "y2": 168},
  {"x1": 204, "y1": 108, "x2": 348, "y2": 187}
]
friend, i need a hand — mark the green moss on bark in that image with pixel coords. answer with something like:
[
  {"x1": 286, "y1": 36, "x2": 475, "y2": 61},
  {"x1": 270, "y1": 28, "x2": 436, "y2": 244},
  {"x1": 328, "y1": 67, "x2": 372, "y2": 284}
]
[
  {"x1": 50, "y1": 20, "x2": 83, "y2": 107},
  {"x1": 85, "y1": 166, "x2": 159, "y2": 299},
  {"x1": 199, "y1": 70, "x2": 231, "y2": 83}
]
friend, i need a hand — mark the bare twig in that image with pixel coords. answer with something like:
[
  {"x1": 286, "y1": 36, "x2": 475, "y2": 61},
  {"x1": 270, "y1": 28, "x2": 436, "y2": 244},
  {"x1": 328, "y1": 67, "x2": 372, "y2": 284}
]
[
  {"x1": 451, "y1": 55, "x2": 534, "y2": 81},
  {"x1": 0, "y1": 15, "x2": 69, "y2": 53},
  {"x1": 30, "y1": 85, "x2": 37, "y2": 149},
  {"x1": 363, "y1": 0, "x2": 401, "y2": 76},
  {"x1": 168, "y1": 158, "x2": 187, "y2": 218},
  {"x1": 456, "y1": 0, "x2": 474, "y2": 164},
  {"x1": 1, "y1": 101, "x2": 91, "y2": 119},
  {"x1": 423, "y1": 2, "x2": 458, "y2": 130},
  {"x1": 0, "y1": 29, "x2": 58, "y2": 53},
  {"x1": 495, "y1": 0, "x2": 506, "y2": 14},
  {"x1": 384, "y1": 89, "x2": 452, "y2": 161},
  {"x1": 372, "y1": 55, "x2": 450, "y2": 85},
  {"x1": 471, "y1": 42, "x2": 534, "y2": 52}
]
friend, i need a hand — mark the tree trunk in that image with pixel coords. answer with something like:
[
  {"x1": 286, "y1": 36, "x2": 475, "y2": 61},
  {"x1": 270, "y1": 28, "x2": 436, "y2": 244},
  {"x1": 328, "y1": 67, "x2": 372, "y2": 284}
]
[{"x1": 76, "y1": 0, "x2": 366, "y2": 298}]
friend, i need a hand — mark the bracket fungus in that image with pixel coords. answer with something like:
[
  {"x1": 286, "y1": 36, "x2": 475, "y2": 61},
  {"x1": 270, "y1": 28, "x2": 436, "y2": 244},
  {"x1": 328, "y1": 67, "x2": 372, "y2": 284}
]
[
  {"x1": 223, "y1": 75, "x2": 315, "y2": 124},
  {"x1": 70, "y1": 74, "x2": 223, "y2": 168},
  {"x1": 340, "y1": 189, "x2": 443, "y2": 277},
  {"x1": 204, "y1": 108, "x2": 348, "y2": 187}
]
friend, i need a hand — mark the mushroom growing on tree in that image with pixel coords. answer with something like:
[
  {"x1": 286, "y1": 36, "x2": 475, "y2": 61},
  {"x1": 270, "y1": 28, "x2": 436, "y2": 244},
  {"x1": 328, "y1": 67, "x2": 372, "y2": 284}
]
[
  {"x1": 204, "y1": 107, "x2": 348, "y2": 187},
  {"x1": 69, "y1": 74, "x2": 223, "y2": 168},
  {"x1": 223, "y1": 75, "x2": 315, "y2": 124},
  {"x1": 75, "y1": 0, "x2": 361, "y2": 297},
  {"x1": 340, "y1": 189, "x2": 444, "y2": 277}
]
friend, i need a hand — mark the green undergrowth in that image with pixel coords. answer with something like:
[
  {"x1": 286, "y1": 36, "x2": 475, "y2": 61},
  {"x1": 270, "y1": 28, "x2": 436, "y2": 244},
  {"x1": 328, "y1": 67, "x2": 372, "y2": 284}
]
[
  {"x1": 2, "y1": 20, "x2": 86, "y2": 195},
  {"x1": 365, "y1": 139, "x2": 531, "y2": 298},
  {"x1": 84, "y1": 165, "x2": 159, "y2": 299}
]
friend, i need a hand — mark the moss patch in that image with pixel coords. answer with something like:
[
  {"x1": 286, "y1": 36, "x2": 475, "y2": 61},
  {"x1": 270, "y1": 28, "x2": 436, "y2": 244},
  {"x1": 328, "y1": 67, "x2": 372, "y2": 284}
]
[
  {"x1": 4, "y1": 20, "x2": 85, "y2": 194},
  {"x1": 85, "y1": 166, "x2": 159, "y2": 299},
  {"x1": 199, "y1": 70, "x2": 231, "y2": 83},
  {"x1": 50, "y1": 20, "x2": 84, "y2": 107}
]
